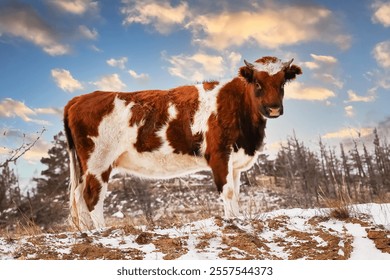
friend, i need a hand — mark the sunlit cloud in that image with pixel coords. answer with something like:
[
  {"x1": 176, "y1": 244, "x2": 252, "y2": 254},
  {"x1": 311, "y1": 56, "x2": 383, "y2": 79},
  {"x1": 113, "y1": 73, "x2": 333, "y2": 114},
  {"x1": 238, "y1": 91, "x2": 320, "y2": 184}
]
[
  {"x1": 47, "y1": 0, "x2": 99, "y2": 15},
  {"x1": 163, "y1": 52, "x2": 224, "y2": 81},
  {"x1": 0, "y1": 98, "x2": 60, "y2": 125},
  {"x1": 345, "y1": 89, "x2": 376, "y2": 103},
  {"x1": 373, "y1": 40, "x2": 390, "y2": 68},
  {"x1": 285, "y1": 82, "x2": 336, "y2": 101},
  {"x1": 188, "y1": 3, "x2": 351, "y2": 50},
  {"x1": 344, "y1": 105, "x2": 355, "y2": 118},
  {"x1": 121, "y1": 0, "x2": 189, "y2": 34},
  {"x1": 372, "y1": 1, "x2": 390, "y2": 27},
  {"x1": 310, "y1": 54, "x2": 338, "y2": 64},
  {"x1": 120, "y1": 1, "x2": 351, "y2": 50},
  {"x1": 163, "y1": 51, "x2": 242, "y2": 81},
  {"x1": 322, "y1": 127, "x2": 373, "y2": 139},
  {"x1": 107, "y1": 57, "x2": 128, "y2": 70},
  {"x1": 92, "y1": 74, "x2": 126, "y2": 91},
  {"x1": 51, "y1": 68, "x2": 83, "y2": 92},
  {"x1": 128, "y1": 69, "x2": 149, "y2": 82}
]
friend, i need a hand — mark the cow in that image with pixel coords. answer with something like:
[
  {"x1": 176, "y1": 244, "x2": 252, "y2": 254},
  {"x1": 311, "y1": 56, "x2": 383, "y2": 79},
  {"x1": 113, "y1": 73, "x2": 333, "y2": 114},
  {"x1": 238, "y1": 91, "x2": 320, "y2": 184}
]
[{"x1": 64, "y1": 56, "x2": 302, "y2": 230}]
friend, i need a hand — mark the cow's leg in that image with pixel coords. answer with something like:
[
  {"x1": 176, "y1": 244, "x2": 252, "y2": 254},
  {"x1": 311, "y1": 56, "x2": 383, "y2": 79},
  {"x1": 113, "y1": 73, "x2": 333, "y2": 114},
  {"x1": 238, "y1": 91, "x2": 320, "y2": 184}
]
[
  {"x1": 73, "y1": 175, "x2": 94, "y2": 230},
  {"x1": 76, "y1": 169, "x2": 111, "y2": 230},
  {"x1": 208, "y1": 152, "x2": 240, "y2": 218},
  {"x1": 89, "y1": 180, "x2": 107, "y2": 229}
]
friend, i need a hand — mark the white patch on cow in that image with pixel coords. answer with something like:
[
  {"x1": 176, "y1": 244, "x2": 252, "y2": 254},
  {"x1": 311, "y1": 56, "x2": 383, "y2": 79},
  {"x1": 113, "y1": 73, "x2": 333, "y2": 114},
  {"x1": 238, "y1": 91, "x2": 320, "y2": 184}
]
[
  {"x1": 87, "y1": 97, "x2": 135, "y2": 175},
  {"x1": 156, "y1": 103, "x2": 177, "y2": 154},
  {"x1": 254, "y1": 59, "x2": 284, "y2": 75},
  {"x1": 221, "y1": 153, "x2": 241, "y2": 218},
  {"x1": 232, "y1": 148, "x2": 259, "y2": 172},
  {"x1": 191, "y1": 83, "x2": 220, "y2": 133},
  {"x1": 192, "y1": 82, "x2": 225, "y2": 154},
  {"x1": 167, "y1": 103, "x2": 178, "y2": 119}
]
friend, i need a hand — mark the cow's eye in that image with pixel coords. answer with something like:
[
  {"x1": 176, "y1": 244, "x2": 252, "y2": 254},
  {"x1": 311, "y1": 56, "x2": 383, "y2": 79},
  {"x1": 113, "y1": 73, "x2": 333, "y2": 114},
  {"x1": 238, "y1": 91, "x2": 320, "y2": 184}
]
[{"x1": 255, "y1": 82, "x2": 263, "y2": 97}]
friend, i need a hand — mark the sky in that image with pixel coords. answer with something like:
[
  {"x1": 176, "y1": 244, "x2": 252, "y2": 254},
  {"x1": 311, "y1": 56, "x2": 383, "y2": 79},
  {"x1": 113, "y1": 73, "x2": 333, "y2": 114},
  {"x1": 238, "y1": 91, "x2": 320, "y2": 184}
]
[{"x1": 0, "y1": 0, "x2": 390, "y2": 188}]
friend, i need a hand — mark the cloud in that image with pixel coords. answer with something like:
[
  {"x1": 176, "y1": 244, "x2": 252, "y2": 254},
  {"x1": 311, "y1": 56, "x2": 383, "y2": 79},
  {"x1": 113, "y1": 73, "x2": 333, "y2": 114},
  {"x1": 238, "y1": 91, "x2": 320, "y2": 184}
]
[
  {"x1": 285, "y1": 82, "x2": 336, "y2": 101},
  {"x1": 322, "y1": 127, "x2": 373, "y2": 139},
  {"x1": 365, "y1": 69, "x2": 390, "y2": 90},
  {"x1": 227, "y1": 51, "x2": 242, "y2": 72},
  {"x1": 345, "y1": 89, "x2": 376, "y2": 103},
  {"x1": 90, "y1": 45, "x2": 103, "y2": 52},
  {"x1": 373, "y1": 40, "x2": 390, "y2": 68},
  {"x1": 107, "y1": 57, "x2": 128, "y2": 70},
  {"x1": 47, "y1": 0, "x2": 98, "y2": 15},
  {"x1": 303, "y1": 53, "x2": 343, "y2": 88},
  {"x1": 163, "y1": 51, "x2": 242, "y2": 81},
  {"x1": 23, "y1": 139, "x2": 52, "y2": 162},
  {"x1": 121, "y1": 0, "x2": 189, "y2": 34},
  {"x1": 0, "y1": 129, "x2": 51, "y2": 163},
  {"x1": 128, "y1": 70, "x2": 149, "y2": 81},
  {"x1": 92, "y1": 74, "x2": 126, "y2": 91},
  {"x1": 310, "y1": 54, "x2": 338, "y2": 64},
  {"x1": 79, "y1": 25, "x2": 98, "y2": 40},
  {"x1": 0, "y1": 98, "x2": 61, "y2": 125},
  {"x1": 51, "y1": 69, "x2": 83, "y2": 92},
  {"x1": 0, "y1": 3, "x2": 70, "y2": 56},
  {"x1": 303, "y1": 61, "x2": 320, "y2": 70},
  {"x1": 34, "y1": 107, "x2": 63, "y2": 116},
  {"x1": 187, "y1": 2, "x2": 351, "y2": 50},
  {"x1": 344, "y1": 105, "x2": 355, "y2": 118},
  {"x1": 372, "y1": 1, "x2": 390, "y2": 27},
  {"x1": 321, "y1": 73, "x2": 344, "y2": 89},
  {"x1": 120, "y1": 1, "x2": 350, "y2": 50}
]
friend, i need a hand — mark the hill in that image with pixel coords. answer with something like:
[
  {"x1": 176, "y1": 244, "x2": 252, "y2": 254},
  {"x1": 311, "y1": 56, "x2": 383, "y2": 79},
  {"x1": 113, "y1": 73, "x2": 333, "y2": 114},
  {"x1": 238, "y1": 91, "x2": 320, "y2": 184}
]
[{"x1": 1, "y1": 203, "x2": 389, "y2": 260}]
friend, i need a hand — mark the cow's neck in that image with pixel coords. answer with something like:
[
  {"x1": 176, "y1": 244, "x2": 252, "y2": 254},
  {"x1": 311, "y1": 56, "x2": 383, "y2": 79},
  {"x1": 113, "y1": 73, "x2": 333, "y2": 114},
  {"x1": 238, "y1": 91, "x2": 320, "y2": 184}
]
[{"x1": 235, "y1": 78, "x2": 267, "y2": 156}]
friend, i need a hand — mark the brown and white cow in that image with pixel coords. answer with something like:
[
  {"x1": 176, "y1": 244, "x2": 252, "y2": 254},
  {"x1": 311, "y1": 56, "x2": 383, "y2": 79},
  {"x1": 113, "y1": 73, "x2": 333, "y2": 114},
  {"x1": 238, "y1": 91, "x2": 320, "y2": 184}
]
[{"x1": 64, "y1": 56, "x2": 302, "y2": 230}]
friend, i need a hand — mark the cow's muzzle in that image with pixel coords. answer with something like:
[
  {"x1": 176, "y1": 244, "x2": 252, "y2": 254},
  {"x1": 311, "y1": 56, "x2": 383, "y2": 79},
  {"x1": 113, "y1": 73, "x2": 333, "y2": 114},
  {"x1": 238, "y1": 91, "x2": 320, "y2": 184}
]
[{"x1": 262, "y1": 105, "x2": 283, "y2": 118}]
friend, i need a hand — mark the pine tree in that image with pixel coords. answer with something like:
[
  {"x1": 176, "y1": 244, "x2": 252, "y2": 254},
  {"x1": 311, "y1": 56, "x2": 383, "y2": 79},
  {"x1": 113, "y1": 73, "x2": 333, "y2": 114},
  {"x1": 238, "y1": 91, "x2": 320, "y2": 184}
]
[
  {"x1": 0, "y1": 163, "x2": 20, "y2": 212},
  {"x1": 28, "y1": 131, "x2": 70, "y2": 228},
  {"x1": 34, "y1": 131, "x2": 69, "y2": 197}
]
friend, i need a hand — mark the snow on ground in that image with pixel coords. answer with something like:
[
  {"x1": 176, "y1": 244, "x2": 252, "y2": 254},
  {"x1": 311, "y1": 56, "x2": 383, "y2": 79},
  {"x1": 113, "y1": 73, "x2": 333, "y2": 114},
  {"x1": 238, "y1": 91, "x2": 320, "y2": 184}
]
[{"x1": 0, "y1": 203, "x2": 389, "y2": 260}]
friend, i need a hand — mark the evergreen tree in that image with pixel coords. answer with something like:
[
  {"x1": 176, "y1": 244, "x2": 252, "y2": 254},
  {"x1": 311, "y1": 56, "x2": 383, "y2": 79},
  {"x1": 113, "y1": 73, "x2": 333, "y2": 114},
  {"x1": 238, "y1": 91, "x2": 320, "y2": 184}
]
[
  {"x1": 0, "y1": 163, "x2": 20, "y2": 212},
  {"x1": 34, "y1": 131, "x2": 69, "y2": 197},
  {"x1": 28, "y1": 131, "x2": 70, "y2": 228}
]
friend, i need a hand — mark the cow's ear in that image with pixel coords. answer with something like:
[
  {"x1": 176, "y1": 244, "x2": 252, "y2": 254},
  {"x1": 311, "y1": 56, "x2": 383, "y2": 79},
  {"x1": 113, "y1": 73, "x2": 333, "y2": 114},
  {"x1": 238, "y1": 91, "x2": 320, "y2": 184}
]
[
  {"x1": 285, "y1": 65, "x2": 302, "y2": 80},
  {"x1": 239, "y1": 66, "x2": 254, "y2": 83}
]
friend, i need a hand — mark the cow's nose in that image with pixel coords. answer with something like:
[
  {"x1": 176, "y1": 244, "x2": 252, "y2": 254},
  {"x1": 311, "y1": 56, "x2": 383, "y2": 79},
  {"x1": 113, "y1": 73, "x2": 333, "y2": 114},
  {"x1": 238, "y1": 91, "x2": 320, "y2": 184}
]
[{"x1": 264, "y1": 106, "x2": 283, "y2": 118}]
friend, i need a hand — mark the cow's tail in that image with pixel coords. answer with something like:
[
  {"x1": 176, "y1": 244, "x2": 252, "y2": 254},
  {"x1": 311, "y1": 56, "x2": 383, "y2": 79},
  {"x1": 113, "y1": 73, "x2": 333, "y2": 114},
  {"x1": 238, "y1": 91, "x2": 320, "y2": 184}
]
[{"x1": 64, "y1": 108, "x2": 81, "y2": 229}]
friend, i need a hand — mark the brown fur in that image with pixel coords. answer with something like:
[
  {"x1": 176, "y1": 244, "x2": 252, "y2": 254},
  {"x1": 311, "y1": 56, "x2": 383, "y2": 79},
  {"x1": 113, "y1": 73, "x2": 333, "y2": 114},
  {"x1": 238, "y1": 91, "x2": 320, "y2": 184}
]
[
  {"x1": 84, "y1": 173, "x2": 102, "y2": 211},
  {"x1": 64, "y1": 91, "x2": 116, "y2": 174},
  {"x1": 255, "y1": 56, "x2": 279, "y2": 64},
  {"x1": 203, "y1": 81, "x2": 220, "y2": 91}
]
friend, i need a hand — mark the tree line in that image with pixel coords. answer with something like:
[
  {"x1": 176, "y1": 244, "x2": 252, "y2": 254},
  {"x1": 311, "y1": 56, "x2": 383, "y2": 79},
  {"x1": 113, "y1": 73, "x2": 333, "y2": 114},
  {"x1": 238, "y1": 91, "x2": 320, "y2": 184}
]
[{"x1": 256, "y1": 129, "x2": 390, "y2": 207}]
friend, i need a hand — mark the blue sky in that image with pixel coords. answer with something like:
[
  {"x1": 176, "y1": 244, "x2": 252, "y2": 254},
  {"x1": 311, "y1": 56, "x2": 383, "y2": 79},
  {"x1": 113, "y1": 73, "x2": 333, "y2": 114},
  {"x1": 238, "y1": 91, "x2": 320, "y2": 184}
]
[{"x1": 0, "y1": 0, "x2": 390, "y2": 187}]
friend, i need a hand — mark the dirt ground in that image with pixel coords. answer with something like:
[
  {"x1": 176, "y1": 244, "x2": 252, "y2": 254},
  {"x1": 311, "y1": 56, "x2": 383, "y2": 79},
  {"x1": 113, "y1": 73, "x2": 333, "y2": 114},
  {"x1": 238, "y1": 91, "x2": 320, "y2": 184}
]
[{"x1": 2, "y1": 211, "x2": 389, "y2": 260}]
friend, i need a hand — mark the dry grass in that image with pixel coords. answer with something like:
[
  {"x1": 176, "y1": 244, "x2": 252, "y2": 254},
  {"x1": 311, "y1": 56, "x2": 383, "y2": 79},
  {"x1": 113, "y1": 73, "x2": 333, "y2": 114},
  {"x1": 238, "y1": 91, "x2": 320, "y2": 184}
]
[{"x1": 319, "y1": 187, "x2": 354, "y2": 220}]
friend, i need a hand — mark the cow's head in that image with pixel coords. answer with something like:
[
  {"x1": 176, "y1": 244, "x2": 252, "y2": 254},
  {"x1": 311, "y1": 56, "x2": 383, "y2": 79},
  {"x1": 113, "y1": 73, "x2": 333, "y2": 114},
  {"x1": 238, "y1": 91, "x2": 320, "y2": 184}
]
[{"x1": 239, "y1": 56, "x2": 302, "y2": 118}]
